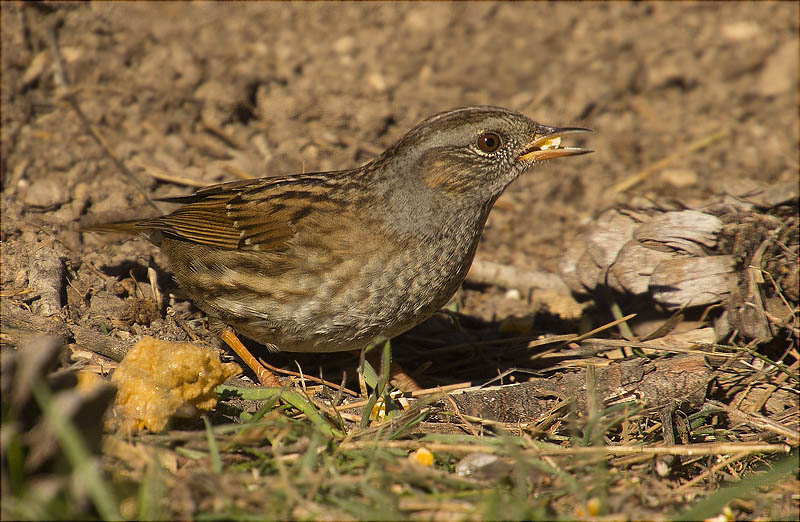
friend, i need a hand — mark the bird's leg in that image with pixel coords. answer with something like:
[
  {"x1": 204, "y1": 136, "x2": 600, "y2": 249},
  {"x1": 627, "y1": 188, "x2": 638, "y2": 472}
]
[
  {"x1": 219, "y1": 327, "x2": 281, "y2": 386},
  {"x1": 387, "y1": 362, "x2": 422, "y2": 392},
  {"x1": 362, "y1": 338, "x2": 422, "y2": 393}
]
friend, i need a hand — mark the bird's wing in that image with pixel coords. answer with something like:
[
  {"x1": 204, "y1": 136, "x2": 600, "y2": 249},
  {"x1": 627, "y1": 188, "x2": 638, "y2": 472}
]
[{"x1": 140, "y1": 173, "x2": 348, "y2": 251}]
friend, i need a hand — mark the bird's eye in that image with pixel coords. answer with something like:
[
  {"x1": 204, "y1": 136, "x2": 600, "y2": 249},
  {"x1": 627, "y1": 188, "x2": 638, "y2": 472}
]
[{"x1": 477, "y1": 132, "x2": 502, "y2": 153}]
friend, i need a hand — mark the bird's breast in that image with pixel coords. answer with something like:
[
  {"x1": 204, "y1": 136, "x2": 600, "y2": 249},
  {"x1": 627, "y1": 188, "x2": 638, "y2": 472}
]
[{"x1": 163, "y1": 204, "x2": 489, "y2": 353}]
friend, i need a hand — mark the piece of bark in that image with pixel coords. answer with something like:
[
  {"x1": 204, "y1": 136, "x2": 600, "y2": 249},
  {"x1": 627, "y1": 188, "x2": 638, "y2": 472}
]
[
  {"x1": 559, "y1": 182, "x2": 797, "y2": 343},
  {"x1": 0, "y1": 301, "x2": 71, "y2": 348},
  {"x1": 729, "y1": 180, "x2": 799, "y2": 208},
  {"x1": 649, "y1": 255, "x2": 737, "y2": 310},
  {"x1": 448, "y1": 354, "x2": 710, "y2": 423},
  {"x1": 634, "y1": 210, "x2": 723, "y2": 255},
  {"x1": 612, "y1": 240, "x2": 677, "y2": 295},
  {"x1": 585, "y1": 209, "x2": 638, "y2": 269},
  {"x1": 639, "y1": 326, "x2": 716, "y2": 349},
  {"x1": 28, "y1": 246, "x2": 65, "y2": 317},
  {"x1": 575, "y1": 247, "x2": 603, "y2": 292},
  {"x1": 467, "y1": 258, "x2": 571, "y2": 295},
  {"x1": 69, "y1": 324, "x2": 131, "y2": 363},
  {"x1": 559, "y1": 236, "x2": 590, "y2": 293}
]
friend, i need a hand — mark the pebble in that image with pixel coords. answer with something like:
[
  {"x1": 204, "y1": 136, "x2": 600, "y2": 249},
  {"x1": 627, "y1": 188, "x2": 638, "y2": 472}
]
[
  {"x1": 332, "y1": 35, "x2": 355, "y2": 55},
  {"x1": 758, "y1": 40, "x2": 797, "y2": 96},
  {"x1": 659, "y1": 168, "x2": 698, "y2": 188},
  {"x1": 455, "y1": 453, "x2": 514, "y2": 480},
  {"x1": 23, "y1": 178, "x2": 71, "y2": 208},
  {"x1": 721, "y1": 21, "x2": 761, "y2": 41}
]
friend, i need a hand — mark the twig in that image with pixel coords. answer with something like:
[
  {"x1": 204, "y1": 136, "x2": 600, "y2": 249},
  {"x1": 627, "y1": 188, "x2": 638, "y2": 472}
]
[
  {"x1": 201, "y1": 120, "x2": 248, "y2": 151},
  {"x1": 445, "y1": 394, "x2": 483, "y2": 439},
  {"x1": 703, "y1": 400, "x2": 799, "y2": 444},
  {"x1": 338, "y1": 440, "x2": 791, "y2": 457},
  {"x1": 745, "y1": 236, "x2": 776, "y2": 338},
  {"x1": 466, "y1": 258, "x2": 572, "y2": 294},
  {"x1": 147, "y1": 266, "x2": 162, "y2": 309},
  {"x1": 579, "y1": 338, "x2": 737, "y2": 357},
  {"x1": 676, "y1": 452, "x2": 749, "y2": 491},
  {"x1": 528, "y1": 313, "x2": 638, "y2": 360},
  {"x1": 408, "y1": 382, "x2": 472, "y2": 397},
  {"x1": 425, "y1": 334, "x2": 576, "y2": 357},
  {"x1": 221, "y1": 163, "x2": 256, "y2": 180},
  {"x1": 256, "y1": 356, "x2": 360, "y2": 397},
  {"x1": 611, "y1": 129, "x2": 730, "y2": 193},
  {"x1": 134, "y1": 162, "x2": 209, "y2": 188},
  {"x1": 608, "y1": 300, "x2": 636, "y2": 341},
  {"x1": 337, "y1": 440, "x2": 791, "y2": 457},
  {"x1": 332, "y1": 382, "x2": 471, "y2": 412}
]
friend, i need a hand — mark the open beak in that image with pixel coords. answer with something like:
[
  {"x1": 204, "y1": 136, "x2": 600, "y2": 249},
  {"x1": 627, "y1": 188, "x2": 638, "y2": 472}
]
[{"x1": 518, "y1": 125, "x2": 592, "y2": 162}]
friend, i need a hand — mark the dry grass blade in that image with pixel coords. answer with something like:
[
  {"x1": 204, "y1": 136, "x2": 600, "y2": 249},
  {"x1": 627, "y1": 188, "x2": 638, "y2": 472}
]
[
  {"x1": 527, "y1": 312, "x2": 637, "y2": 360},
  {"x1": 703, "y1": 400, "x2": 799, "y2": 444},
  {"x1": 135, "y1": 162, "x2": 210, "y2": 188},
  {"x1": 338, "y1": 440, "x2": 791, "y2": 457},
  {"x1": 611, "y1": 129, "x2": 730, "y2": 193}
]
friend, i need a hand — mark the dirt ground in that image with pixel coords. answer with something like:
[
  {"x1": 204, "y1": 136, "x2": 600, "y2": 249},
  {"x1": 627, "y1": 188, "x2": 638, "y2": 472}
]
[
  {"x1": 1, "y1": 1, "x2": 798, "y2": 519},
  {"x1": 3, "y1": 0, "x2": 797, "y2": 342}
]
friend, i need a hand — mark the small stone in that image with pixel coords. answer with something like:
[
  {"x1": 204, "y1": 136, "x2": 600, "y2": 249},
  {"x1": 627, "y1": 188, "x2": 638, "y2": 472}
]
[
  {"x1": 499, "y1": 315, "x2": 533, "y2": 335},
  {"x1": 23, "y1": 178, "x2": 71, "y2": 208},
  {"x1": 367, "y1": 72, "x2": 387, "y2": 93},
  {"x1": 659, "y1": 168, "x2": 698, "y2": 188},
  {"x1": 455, "y1": 453, "x2": 514, "y2": 480},
  {"x1": 758, "y1": 40, "x2": 798, "y2": 96},
  {"x1": 721, "y1": 21, "x2": 761, "y2": 41},
  {"x1": 91, "y1": 192, "x2": 129, "y2": 215},
  {"x1": 59, "y1": 47, "x2": 83, "y2": 64},
  {"x1": 89, "y1": 291, "x2": 128, "y2": 318},
  {"x1": 332, "y1": 36, "x2": 355, "y2": 55},
  {"x1": 72, "y1": 182, "x2": 90, "y2": 202},
  {"x1": 21, "y1": 51, "x2": 50, "y2": 88}
]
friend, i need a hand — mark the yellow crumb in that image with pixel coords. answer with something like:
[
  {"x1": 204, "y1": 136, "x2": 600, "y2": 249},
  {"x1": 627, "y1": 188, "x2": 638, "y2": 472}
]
[
  {"x1": 539, "y1": 136, "x2": 562, "y2": 150},
  {"x1": 408, "y1": 447, "x2": 434, "y2": 467},
  {"x1": 76, "y1": 370, "x2": 107, "y2": 393},
  {"x1": 112, "y1": 336, "x2": 241, "y2": 432}
]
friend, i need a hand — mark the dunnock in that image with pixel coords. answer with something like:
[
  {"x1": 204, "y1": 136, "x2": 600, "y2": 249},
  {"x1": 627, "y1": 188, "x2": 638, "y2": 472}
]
[{"x1": 86, "y1": 106, "x2": 591, "y2": 385}]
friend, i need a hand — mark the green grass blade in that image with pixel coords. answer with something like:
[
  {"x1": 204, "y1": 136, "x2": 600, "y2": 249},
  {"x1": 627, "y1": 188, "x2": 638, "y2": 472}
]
[
  {"x1": 675, "y1": 452, "x2": 798, "y2": 521},
  {"x1": 203, "y1": 415, "x2": 223, "y2": 474},
  {"x1": 31, "y1": 378, "x2": 122, "y2": 521}
]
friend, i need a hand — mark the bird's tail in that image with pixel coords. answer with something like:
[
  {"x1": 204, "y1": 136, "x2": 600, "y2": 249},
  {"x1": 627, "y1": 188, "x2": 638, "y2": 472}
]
[{"x1": 80, "y1": 219, "x2": 145, "y2": 235}]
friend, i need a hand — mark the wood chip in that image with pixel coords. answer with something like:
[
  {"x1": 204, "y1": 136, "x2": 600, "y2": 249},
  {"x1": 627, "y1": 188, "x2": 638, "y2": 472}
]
[{"x1": 649, "y1": 255, "x2": 736, "y2": 310}]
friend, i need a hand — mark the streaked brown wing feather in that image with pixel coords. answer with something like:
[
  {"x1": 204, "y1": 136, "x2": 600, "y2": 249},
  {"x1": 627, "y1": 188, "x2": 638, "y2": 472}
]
[
  {"x1": 155, "y1": 177, "x2": 263, "y2": 204},
  {"x1": 140, "y1": 173, "x2": 347, "y2": 251}
]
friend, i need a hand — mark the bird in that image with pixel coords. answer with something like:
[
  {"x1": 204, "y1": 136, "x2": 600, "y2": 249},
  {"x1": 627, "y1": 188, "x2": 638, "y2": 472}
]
[{"x1": 85, "y1": 106, "x2": 591, "y2": 385}]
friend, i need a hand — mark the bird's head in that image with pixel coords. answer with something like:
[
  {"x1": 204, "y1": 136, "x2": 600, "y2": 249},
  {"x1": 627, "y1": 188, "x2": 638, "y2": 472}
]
[{"x1": 379, "y1": 106, "x2": 591, "y2": 207}]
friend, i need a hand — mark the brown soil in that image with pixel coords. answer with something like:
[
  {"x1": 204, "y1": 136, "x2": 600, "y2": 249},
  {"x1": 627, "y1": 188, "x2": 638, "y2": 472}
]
[
  {"x1": 3, "y1": 0, "x2": 798, "y2": 382},
  {"x1": 1, "y1": 2, "x2": 798, "y2": 517},
  {"x1": 3, "y1": 0, "x2": 797, "y2": 369}
]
